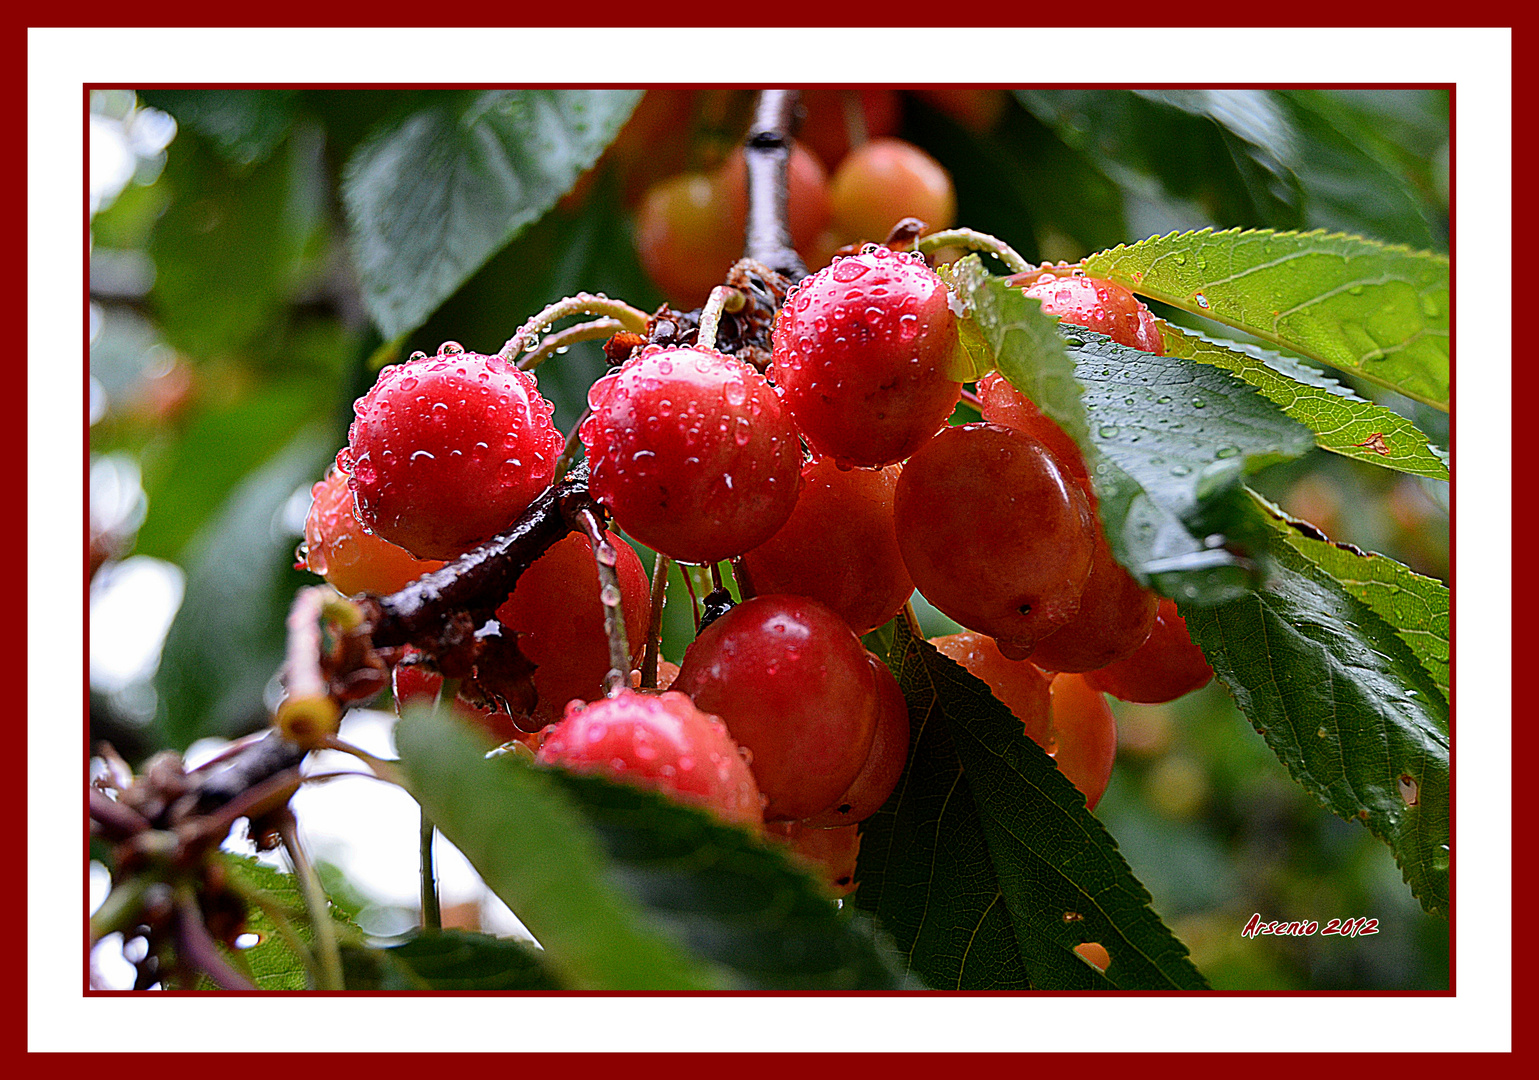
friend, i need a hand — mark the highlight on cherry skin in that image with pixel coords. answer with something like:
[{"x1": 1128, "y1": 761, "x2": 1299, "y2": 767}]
[
  {"x1": 339, "y1": 342, "x2": 565, "y2": 561},
  {"x1": 672, "y1": 594, "x2": 879, "y2": 822},
  {"x1": 578, "y1": 344, "x2": 803, "y2": 566},
  {"x1": 535, "y1": 689, "x2": 765, "y2": 830},
  {"x1": 770, "y1": 245, "x2": 964, "y2": 469},
  {"x1": 1010, "y1": 271, "x2": 1165, "y2": 355},
  {"x1": 302, "y1": 463, "x2": 445, "y2": 597}
]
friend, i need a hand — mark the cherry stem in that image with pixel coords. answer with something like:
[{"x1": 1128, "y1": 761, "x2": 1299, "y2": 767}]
[
  {"x1": 90, "y1": 873, "x2": 150, "y2": 946},
  {"x1": 679, "y1": 562, "x2": 703, "y2": 630},
  {"x1": 841, "y1": 90, "x2": 869, "y2": 149},
  {"x1": 641, "y1": 551, "x2": 669, "y2": 689},
  {"x1": 498, "y1": 293, "x2": 650, "y2": 360},
  {"x1": 710, "y1": 561, "x2": 727, "y2": 593},
  {"x1": 420, "y1": 807, "x2": 441, "y2": 932},
  {"x1": 742, "y1": 89, "x2": 806, "y2": 282},
  {"x1": 516, "y1": 317, "x2": 625, "y2": 372},
  {"x1": 277, "y1": 809, "x2": 344, "y2": 991},
  {"x1": 730, "y1": 557, "x2": 757, "y2": 601},
  {"x1": 901, "y1": 600, "x2": 925, "y2": 641},
  {"x1": 959, "y1": 386, "x2": 983, "y2": 411},
  {"x1": 577, "y1": 508, "x2": 631, "y2": 697},
  {"x1": 918, "y1": 228, "x2": 1032, "y2": 274},
  {"x1": 697, "y1": 285, "x2": 746, "y2": 351},
  {"x1": 276, "y1": 586, "x2": 346, "y2": 745}
]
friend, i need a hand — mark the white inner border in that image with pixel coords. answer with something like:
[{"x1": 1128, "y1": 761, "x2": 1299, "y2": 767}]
[{"x1": 38, "y1": 25, "x2": 1511, "y2": 1054}]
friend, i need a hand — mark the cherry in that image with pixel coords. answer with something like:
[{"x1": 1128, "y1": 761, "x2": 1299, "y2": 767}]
[
  {"x1": 976, "y1": 371, "x2": 1090, "y2": 490},
  {"x1": 536, "y1": 689, "x2": 764, "y2": 829},
  {"x1": 579, "y1": 345, "x2": 803, "y2": 565},
  {"x1": 828, "y1": 137, "x2": 956, "y2": 244},
  {"x1": 493, "y1": 531, "x2": 651, "y2": 724},
  {"x1": 738, "y1": 459, "x2": 913, "y2": 635},
  {"x1": 392, "y1": 648, "x2": 532, "y2": 749},
  {"x1": 796, "y1": 88, "x2": 902, "y2": 171},
  {"x1": 1084, "y1": 597, "x2": 1214, "y2": 704},
  {"x1": 1011, "y1": 272, "x2": 1164, "y2": 355},
  {"x1": 802, "y1": 653, "x2": 911, "y2": 829},
  {"x1": 895, "y1": 423, "x2": 1096, "y2": 657},
  {"x1": 1047, "y1": 673, "x2": 1117, "y2": 811},
  {"x1": 771, "y1": 246, "x2": 963, "y2": 468},
  {"x1": 302, "y1": 464, "x2": 445, "y2": 596},
  {"x1": 1027, "y1": 528, "x2": 1158, "y2": 674},
  {"x1": 931, "y1": 632, "x2": 1053, "y2": 750},
  {"x1": 672, "y1": 595, "x2": 879, "y2": 821},
  {"x1": 636, "y1": 142, "x2": 832, "y2": 309},
  {"x1": 338, "y1": 344, "x2": 564, "y2": 561},
  {"x1": 766, "y1": 820, "x2": 861, "y2": 897},
  {"x1": 913, "y1": 88, "x2": 1009, "y2": 133}
]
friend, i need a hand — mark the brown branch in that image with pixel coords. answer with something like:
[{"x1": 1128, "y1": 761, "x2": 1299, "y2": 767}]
[{"x1": 742, "y1": 89, "x2": 806, "y2": 282}]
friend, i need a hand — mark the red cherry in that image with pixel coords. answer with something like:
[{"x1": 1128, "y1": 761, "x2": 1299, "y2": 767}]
[
  {"x1": 579, "y1": 345, "x2": 803, "y2": 565},
  {"x1": 392, "y1": 648, "x2": 531, "y2": 749},
  {"x1": 895, "y1": 423, "x2": 1096, "y2": 657},
  {"x1": 766, "y1": 820, "x2": 861, "y2": 897},
  {"x1": 494, "y1": 531, "x2": 651, "y2": 724},
  {"x1": 802, "y1": 653, "x2": 911, "y2": 829},
  {"x1": 796, "y1": 88, "x2": 902, "y2": 170},
  {"x1": 738, "y1": 458, "x2": 913, "y2": 635},
  {"x1": 339, "y1": 345, "x2": 564, "y2": 561},
  {"x1": 672, "y1": 595, "x2": 878, "y2": 821},
  {"x1": 976, "y1": 371, "x2": 1091, "y2": 490},
  {"x1": 1013, "y1": 273, "x2": 1164, "y2": 354},
  {"x1": 1047, "y1": 673, "x2": 1118, "y2": 811},
  {"x1": 1027, "y1": 528, "x2": 1158, "y2": 674},
  {"x1": 303, "y1": 464, "x2": 446, "y2": 596},
  {"x1": 1084, "y1": 597, "x2": 1215, "y2": 704},
  {"x1": 536, "y1": 689, "x2": 765, "y2": 829},
  {"x1": 771, "y1": 246, "x2": 963, "y2": 468}
]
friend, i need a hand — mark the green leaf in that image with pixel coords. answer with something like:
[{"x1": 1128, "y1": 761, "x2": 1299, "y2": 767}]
[
  {"x1": 854, "y1": 619, "x2": 1207, "y2": 990},
  {"x1": 956, "y1": 262, "x2": 1315, "y2": 603},
  {"x1": 1257, "y1": 495, "x2": 1450, "y2": 701},
  {"x1": 1160, "y1": 324, "x2": 1449, "y2": 481},
  {"x1": 138, "y1": 89, "x2": 298, "y2": 167},
  {"x1": 1084, "y1": 228, "x2": 1449, "y2": 410},
  {"x1": 1181, "y1": 507, "x2": 1450, "y2": 916},
  {"x1": 343, "y1": 89, "x2": 643, "y2": 340},
  {"x1": 210, "y1": 854, "x2": 360, "y2": 991},
  {"x1": 394, "y1": 702, "x2": 915, "y2": 991},
  {"x1": 349, "y1": 930, "x2": 558, "y2": 991},
  {"x1": 153, "y1": 427, "x2": 338, "y2": 749}
]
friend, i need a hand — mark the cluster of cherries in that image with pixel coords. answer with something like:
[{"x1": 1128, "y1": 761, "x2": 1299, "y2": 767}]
[{"x1": 302, "y1": 245, "x2": 1212, "y2": 896}]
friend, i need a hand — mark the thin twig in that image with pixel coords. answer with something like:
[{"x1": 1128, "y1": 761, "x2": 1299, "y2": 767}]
[
  {"x1": 730, "y1": 557, "x2": 757, "y2": 601},
  {"x1": 577, "y1": 508, "x2": 631, "y2": 697},
  {"x1": 90, "y1": 874, "x2": 150, "y2": 946},
  {"x1": 277, "y1": 810, "x2": 344, "y2": 992},
  {"x1": 420, "y1": 808, "x2": 441, "y2": 932},
  {"x1": 641, "y1": 551, "x2": 669, "y2": 689},
  {"x1": 697, "y1": 286, "x2": 746, "y2": 351}
]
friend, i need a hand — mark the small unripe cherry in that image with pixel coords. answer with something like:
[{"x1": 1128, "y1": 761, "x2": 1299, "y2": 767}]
[
  {"x1": 1011, "y1": 272, "x2": 1164, "y2": 355},
  {"x1": 1084, "y1": 597, "x2": 1215, "y2": 704},
  {"x1": 579, "y1": 345, "x2": 803, "y2": 565},
  {"x1": 802, "y1": 653, "x2": 911, "y2": 829},
  {"x1": 634, "y1": 171, "x2": 741, "y2": 310},
  {"x1": 829, "y1": 137, "x2": 956, "y2": 243},
  {"x1": 494, "y1": 531, "x2": 651, "y2": 723},
  {"x1": 895, "y1": 423, "x2": 1096, "y2": 657},
  {"x1": 738, "y1": 459, "x2": 913, "y2": 635},
  {"x1": 796, "y1": 88, "x2": 902, "y2": 170},
  {"x1": 672, "y1": 595, "x2": 879, "y2": 821},
  {"x1": 340, "y1": 344, "x2": 564, "y2": 561},
  {"x1": 771, "y1": 246, "x2": 963, "y2": 468},
  {"x1": 303, "y1": 464, "x2": 446, "y2": 596},
  {"x1": 536, "y1": 689, "x2": 765, "y2": 829}
]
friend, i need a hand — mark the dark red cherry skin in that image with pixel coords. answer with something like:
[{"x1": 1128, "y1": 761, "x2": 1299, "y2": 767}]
[
  {"x1": 303, "y1": 464, "x2": 446, "y2": 596},
  {"x1": 739, "y1": 459, "x2": 913, "y2": 635},
  {"x1": 770, "y1": 246, "x2": 963, "y2": 468},
  {"x1": 1047, "y1": 673, "x2": 1117, "y2": 811},
  {"x1": 802, "y1": 653, "x2": 911, "y2": 828},
  {"x1": 895, "y1": 423, "x2": 1096, "y2": 657},
  {"x1": 579, "y1": 345, "x2": 803, "y2": 565},
  {"x1": 672, "y1": 595, "x2": 879, "y2": 821},
  {"x1": 1027, "y1": 528, "x2": 1158, "y2": 674},
  {"x1": 339, "y1": 345, "x2": 564, "y2": 561},
  {"x1": 976, "y1": 371, "x2": 1091, "y2": 490},
  {"x1": 392, "y1": 648, "x2": 531, "y2": 749},
  {"x1": 1084, "y1": 597, "x2": 1215, "y2": 704},
  {"x1": 1011, "y1": 272, "x2": 1164, "y2": 355},
  {"x1": 494, "y1": 531, "x2": 651, "y2": 724},
  {"x1": 766, "y1": 820, "x2": 861, "y2": 897},
  {"x1": 536, "y1": 689, "x2": 765, "y2": 829}
]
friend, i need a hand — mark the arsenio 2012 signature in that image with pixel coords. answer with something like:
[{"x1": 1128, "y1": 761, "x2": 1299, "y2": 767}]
[{"x1": 1241, "y1": 914, "x2": 1380, "y2": 939}]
